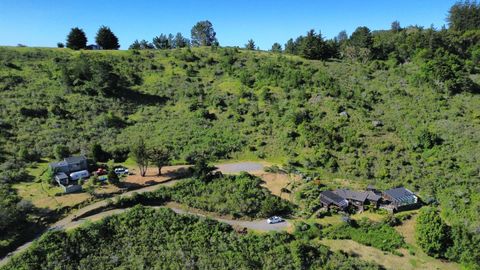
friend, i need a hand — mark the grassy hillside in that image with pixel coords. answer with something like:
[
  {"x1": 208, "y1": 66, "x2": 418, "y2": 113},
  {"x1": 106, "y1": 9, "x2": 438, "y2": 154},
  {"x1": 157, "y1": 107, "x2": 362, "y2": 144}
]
[{"x1": 0, "y1": 46, "x2": 479, "y2": 232}]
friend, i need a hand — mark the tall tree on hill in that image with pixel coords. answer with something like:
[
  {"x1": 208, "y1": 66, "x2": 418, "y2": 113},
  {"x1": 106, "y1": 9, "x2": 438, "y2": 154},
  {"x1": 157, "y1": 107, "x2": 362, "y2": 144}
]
[
  {"x1": 95, "y1": 26, "x2": 120, "y2": 50},
  {"x1": 284, "y1": 38, "x2": 297, "y2": 54},
  {"x1": 245, "y1": 39, "x2": 256, "y2": 50},
  {"x1": 391, "y1": 20, "x2": 402, "y2": 32},
  {"x1": 271, "y1": 42, "x2": 282, "y2": 53},
  {"x1": 448, "y1": 0, "x2": 480, "y2": 31},
  {"x1": 66, "y1": 27, "x2": 87, "y2": 50},
  {"x1": 191, "y1": 20, "x2": 217, "y2": 46},
  {"x1": 174, "y1": 32, "x2": 189, "y2": 48},
  {"x1": 153, "y1": 34, "x2": 171, "y2": 49},
  {"x1": 300, "y1": 30, "x2": 327, "y2": 60},
  {"x1": 131, "y1": 138, "x2": 149, "y2": 177}
]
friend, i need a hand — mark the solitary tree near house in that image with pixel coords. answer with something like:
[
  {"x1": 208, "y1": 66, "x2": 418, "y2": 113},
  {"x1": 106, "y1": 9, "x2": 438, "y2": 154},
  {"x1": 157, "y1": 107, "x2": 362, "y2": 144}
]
[{"x1": 131, "y1": 137, "x2": 149, "y2": 177}]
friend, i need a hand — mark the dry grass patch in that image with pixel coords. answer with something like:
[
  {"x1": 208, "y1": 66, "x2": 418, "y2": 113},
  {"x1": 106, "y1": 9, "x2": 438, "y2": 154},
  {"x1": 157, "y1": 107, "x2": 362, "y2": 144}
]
[{"x1": 320, "y1": 239, "x2": 458, "y2": 270}]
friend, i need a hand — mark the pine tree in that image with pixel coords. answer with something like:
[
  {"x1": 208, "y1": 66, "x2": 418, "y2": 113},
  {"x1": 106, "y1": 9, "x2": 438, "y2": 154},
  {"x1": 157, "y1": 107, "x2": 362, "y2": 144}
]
[
  {"x1": 66, "y1": 27, "x2": 87, "y2": 50},
  {"x1": 95, "y1": 26, "x2": 120, "y2": 50}
]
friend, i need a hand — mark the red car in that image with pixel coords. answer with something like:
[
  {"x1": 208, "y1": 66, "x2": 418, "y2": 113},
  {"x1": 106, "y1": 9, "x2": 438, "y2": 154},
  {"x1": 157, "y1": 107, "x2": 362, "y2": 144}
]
[{"x1": 95, "y1": 168, "x2": 107, "y2": 175}]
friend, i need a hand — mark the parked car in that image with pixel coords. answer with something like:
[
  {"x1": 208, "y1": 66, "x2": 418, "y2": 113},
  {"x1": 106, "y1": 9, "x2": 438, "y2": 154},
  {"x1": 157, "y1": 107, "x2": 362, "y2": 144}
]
[
  {"x1": 267, "y1": 216, "x2": 284, "y2": 224},
  {"x1": 95, "y1": 168, "x2": 107, "y2": 175},
  {"x1": 114, "y1": 167, "x2": 129, "y2": 175}
]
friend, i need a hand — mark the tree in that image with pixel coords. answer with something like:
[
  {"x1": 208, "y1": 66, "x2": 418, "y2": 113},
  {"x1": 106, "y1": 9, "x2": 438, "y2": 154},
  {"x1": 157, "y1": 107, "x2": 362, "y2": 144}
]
[
  {"x1": 129, "y1": 39, "x2": 154, "y2": 50},
  {"x1": 54, "y1": 145, "x2": 70, "y2": 160},
  {"x1": 300, "y1": 30, "x2": 327, "y2": 60},
  {"x1": 57, "y1": 42, "x2": 65, "y2": 48},
  {"x1": 391, "y1": 20, "x2": 402, "y2": 32},
  {"x1": 131, "y1": 138, "x2": 149, "y2": 177},
  {"x1": 245, "y1": 39, "x2": 256, "y2": 50},
  {"x1": 336, "y1": 30, "x2": 348, "y2": 43},
  {"x1": 95, "y1": 26, "x2": 120, "y2": 50},
  {"x1": 447, "y1": 0, "x2": 480, "y2": 31},
  {"x1": 349, "y1": 26, "x2": 373, "y2": 49},
  {"x1": 191, "y1": 20, "x2": 217, "y2": 46},
  {"x1": 189, "y1": 156, "x2": 217, "y2": 182},
  {"x1": 66, "y1": 27, "x2": 87, "y2": 50},
  {"x1": 271, "y1": 42, "x2": 282, "y2": 53},
  {"x1": 284, "y1": 38, "x2": 297, "y2": 54},
  {"x1": 107, "y1": 169, "x2": 119, "y2": 186},
  {"x1": 416, "y1": 207, "x2": 450, "y2": 258},
  {"x1": 149, "y1": 146, "x2": 171, "y2": 176},
  {"x1": 174, "y1": 32, "x2": 189, "y2": 48},
  {"x1": 90, "y1": 143, "x2": 109, "y2": 162},
  {"x1": 153, "y1": 34, "x2": 171, "y2": 49}
]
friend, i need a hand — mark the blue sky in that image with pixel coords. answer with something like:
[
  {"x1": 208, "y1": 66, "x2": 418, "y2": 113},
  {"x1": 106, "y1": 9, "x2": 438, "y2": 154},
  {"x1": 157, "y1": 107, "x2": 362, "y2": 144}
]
[{"x1": 0, "y1": 0, "x2": 456, "y2": 50}]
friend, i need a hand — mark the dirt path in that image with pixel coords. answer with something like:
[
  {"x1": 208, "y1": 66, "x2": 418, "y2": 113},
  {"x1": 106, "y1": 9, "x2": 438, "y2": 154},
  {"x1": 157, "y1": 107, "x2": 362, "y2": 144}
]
[{"x1": 0, "y1": 162, "x2": 268, "y2": 266}]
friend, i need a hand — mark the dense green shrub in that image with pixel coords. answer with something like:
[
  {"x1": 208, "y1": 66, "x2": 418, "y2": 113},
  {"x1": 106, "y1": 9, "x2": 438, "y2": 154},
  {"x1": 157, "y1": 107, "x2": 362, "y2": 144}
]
[
  {"x1": 2, "y1": 206, "x2": 381, "y2": 270},
  {"x1": 170, "y1": 173, "x2": 293, "y2": 218},
  {"x1": 325, "y1": 218, "x2": 406, "y2": 252}
]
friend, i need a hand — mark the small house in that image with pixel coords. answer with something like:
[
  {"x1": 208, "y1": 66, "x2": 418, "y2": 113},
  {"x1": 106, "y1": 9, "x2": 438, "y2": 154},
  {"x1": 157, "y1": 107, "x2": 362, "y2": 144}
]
[
  {"x1": 320, "y1": 190, "x2": 349, "y2": 210},
  {"x1": 383, "y1": 187, "x2": 418, "y2": 211},
  {"x1": 333, "y1": 189, "x2": 382, "y2": 210},
  {"x1": 49, "y1": 156, "x2": 88, "y2": 174}
]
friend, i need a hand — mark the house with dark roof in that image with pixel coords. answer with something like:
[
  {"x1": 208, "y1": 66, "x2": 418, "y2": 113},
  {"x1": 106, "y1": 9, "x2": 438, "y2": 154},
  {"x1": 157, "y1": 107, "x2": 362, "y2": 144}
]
[
  {"x1": 320, "y1": 190, "x2": 349, "y2": 210},
  {"x1": 333, "y1": 189, "x2": 382, "y2": 210},
  {"x1": 383, "y1": 187, "x2": 418, "y2": 211},
  {"x1": 49, "y1": 156, "x2": 88, "y2": 175}
]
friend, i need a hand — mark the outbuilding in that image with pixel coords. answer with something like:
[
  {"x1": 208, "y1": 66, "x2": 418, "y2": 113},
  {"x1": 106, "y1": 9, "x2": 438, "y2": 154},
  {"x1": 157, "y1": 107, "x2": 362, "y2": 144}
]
[{"x1": 383, "y1": 187, "x2": 418, "y2": 211}]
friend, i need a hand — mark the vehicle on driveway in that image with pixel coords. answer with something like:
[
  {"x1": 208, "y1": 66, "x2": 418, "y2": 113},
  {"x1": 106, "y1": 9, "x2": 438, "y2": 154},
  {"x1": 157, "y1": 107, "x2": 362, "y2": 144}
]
[
  {"x1": 95, "y1": 168, "x2": 107, "y2": 175},
  {"x1": 114, "y1": 167, "x2": 129, "y2": 175},
  {"x1": 267, "y1": 216, "x2": 284, "y2": 224}
]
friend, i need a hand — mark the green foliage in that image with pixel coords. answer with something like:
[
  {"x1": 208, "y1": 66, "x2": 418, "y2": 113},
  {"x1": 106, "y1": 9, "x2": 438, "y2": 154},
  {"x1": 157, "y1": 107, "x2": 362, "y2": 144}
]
[
  {"x1": 170, "y1": 173, "x2": 293, "y2": 218},
  {"x1": 191, "y1": 20, "x2": 217, "y2": 46},
  {"x1": 130, "y1": 137, "x2": 148, "y2": 177},
  {"x1": 95, "y1": 26, "x2": 120, "y2": 50},
  {"x1": 66, "y1": 27, "x2": 87, "y2": 50},
  {"x1": 2, "y1": 206, "x2": 380, "y2": 270},
  {"x1": 271, "y1": 42, "x2": 282, "y2": 53},
  {"x1": 325, "y1": 218, "x2": 406, "y2": 252},
  {"x1": 448, "y1": 1, "x2": 480, "y2": 31},
  {"x1": 53, "y1": 144, "x2": 70, "y2": 160},
  {"x1": 107, "y1": 169, "x2": 119, "y2": 186},
  {"x1": 245, "y1": 39, "x2": 256, "y2": 50},
  {"x1": 415, "y1": 207, "x2": 450, "y2": 258},
  {"x1": 148, "y1": 145, "x2": 171, "y2": 175}
]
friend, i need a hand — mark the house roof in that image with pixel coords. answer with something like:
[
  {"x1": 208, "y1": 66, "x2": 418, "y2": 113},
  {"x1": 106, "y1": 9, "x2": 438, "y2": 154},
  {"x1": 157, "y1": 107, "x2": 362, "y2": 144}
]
[
  {"x1": 384, "y1": 187, "x2": 415, "y2": 201},
  {"x1": 320, "y1": 190, "x2": 349, "y2": 207},
  {"x1": 366, "y1": 191, "x2": 382, "y2": 202},
  {"x1": 334, "y1": 189, "x2": 368, "y2": 202}
]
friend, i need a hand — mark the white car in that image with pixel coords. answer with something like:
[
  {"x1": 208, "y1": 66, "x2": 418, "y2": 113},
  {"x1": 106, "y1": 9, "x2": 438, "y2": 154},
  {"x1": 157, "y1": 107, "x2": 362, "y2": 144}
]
[
  {"x1": 267, "y1": 216, "x2": 284, "y2": 224},
  {"x1": 114, "y1": 168, "x2": 129, "y2": 175}
]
